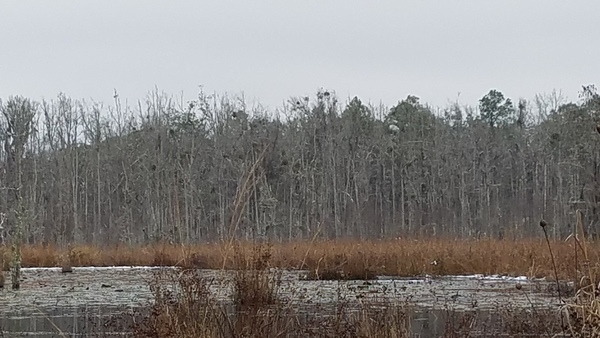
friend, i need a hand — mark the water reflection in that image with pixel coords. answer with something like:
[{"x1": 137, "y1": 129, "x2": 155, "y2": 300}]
[
  {"x1": 0, "y1": 305, "x2": 136, "y2": 337},
  {"x1": 0, "y1": 305, "x2": 510, "y2": 337}
]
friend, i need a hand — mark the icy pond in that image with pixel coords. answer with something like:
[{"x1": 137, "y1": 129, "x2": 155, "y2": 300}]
[{"x1": 0, "y1": 267, "x2": 565, "y2": 337}]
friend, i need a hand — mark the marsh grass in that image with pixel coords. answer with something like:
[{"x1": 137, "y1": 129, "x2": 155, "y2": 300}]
[
  {"x1": 558, "y1": 210, "x2": 600, "y2": 337},
  {"x1": 303, "y1": 252, "x2": 378, "y2": 281},
  {"x1": 129, "y1": 250, "x2": 569, "y2": 338},
  {"x1": 132, "y1": 243, "x2": 413, "y2": 338},
  {"x1": 2, "y1": 238, "x2": 598, "y2": 279},
  {"x1": 133, "y1": 268, "x2": 226, "y2": 338},
  {"x1": 231, "y1": 244, "x2": 280, "y2": 309}
]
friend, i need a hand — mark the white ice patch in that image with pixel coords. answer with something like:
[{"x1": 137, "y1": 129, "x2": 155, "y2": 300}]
[
  {"x1": 378, "y1": 274, "x2": 536, "y2": 282},
  {"x1": 21, "y1": 266, "x2": 172, "y2": 272},
  {"x1": 464, "y1": 274, "x2": 530, "y2": 281}
]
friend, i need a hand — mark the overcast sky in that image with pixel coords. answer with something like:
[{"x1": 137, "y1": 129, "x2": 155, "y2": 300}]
[{"x1": 0, "y1": 1, "x2": 598, "y2": 113}]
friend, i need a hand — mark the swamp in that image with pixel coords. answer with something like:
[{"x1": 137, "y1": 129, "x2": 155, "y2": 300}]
[
  {"x1": 0, "y1": 264, "x2": 569, "y2": 337},
  {"x1": 0, "y1": 78, "x2": 599, "y2": 337}
]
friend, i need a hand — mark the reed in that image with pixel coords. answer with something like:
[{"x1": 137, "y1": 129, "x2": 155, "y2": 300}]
[
  {"x1": 3, "y1": 238, "x2": 596, "y2": 279},
  {"x1": 559, "y1": 210, "x2": 600, "y2": 337},
  {"x1": 132, "y1": 243, "x2": 412, "y2": 338}
]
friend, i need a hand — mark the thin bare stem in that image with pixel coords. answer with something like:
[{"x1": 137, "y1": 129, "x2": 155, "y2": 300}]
[{"x1": 540, "y1": 219, "x2": 563, "y2": 303}]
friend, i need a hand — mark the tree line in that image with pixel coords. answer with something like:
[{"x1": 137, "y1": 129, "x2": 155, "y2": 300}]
[{"x1": 0, "y1": 85, "x2": 599, "y2": 246}]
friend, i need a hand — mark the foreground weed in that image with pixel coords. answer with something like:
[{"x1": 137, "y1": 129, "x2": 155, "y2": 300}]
[
  {"x1": 232, "y1": 244, "x2": 281, "y2": 309},
  {"x1": 133, "y1": 260, "x2": 412, "y2": 337},
  {"x1": 133, "y1": 268, "x2": 226, "y2": 338},
  {"x1": 548, "y1": 210, "x2": 600, "y2": 337}
]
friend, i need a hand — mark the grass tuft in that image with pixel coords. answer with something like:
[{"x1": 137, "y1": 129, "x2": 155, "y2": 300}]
[{"x1": 232, "y1": 244, "x2": 280, "y2": 308}]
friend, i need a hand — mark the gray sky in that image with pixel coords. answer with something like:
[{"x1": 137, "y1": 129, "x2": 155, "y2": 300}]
[{"x1": 1, "y1": 1, "x2": 598, "y2": 113}]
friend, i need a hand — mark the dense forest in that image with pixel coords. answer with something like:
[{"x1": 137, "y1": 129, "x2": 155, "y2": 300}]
[{"x1": 0, "y1": 85, "x2": 599, "y2": 246}]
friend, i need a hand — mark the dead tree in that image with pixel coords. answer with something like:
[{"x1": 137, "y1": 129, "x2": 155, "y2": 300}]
[{"x1": 1, "y1": 97, "x2": 36, "y2": 289}]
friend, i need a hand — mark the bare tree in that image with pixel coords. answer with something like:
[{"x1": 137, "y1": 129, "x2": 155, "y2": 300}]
[
  {"x1": 1, "y1": 96, "x2": 37, "y2": 289},
  {"x1": 1, "y1": 85, "x2": 600, "y2": 248}
]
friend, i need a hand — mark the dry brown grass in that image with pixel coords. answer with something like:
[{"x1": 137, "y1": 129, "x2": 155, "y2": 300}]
[
  {"x1": 132, "y1": 244, "x2": 412, "y2": 338},
  {"x1": 128, "y1": 241, "x2": 573, "y2": 338},
  {"x1": 132, "y1": 246, "x2": 408, "y2": 338},
  {"x1": 231, "y1": 244, "x2": 281, "y2": 309},
  {"x1": 559, "y1": 211, "x2": 600, "y2": 337},
  {"x1": 2, "y1": 238, "x2": 598, "y2": 279}
]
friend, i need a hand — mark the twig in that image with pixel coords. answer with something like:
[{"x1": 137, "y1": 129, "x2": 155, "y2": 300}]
[
  {"x1": 540, "y1": 219, "x2": 563, "y2": 303},
  {"x1": 221, "y1": 144, "x2": 270, "y2": 270},
  {"x1": 576, "y1": 209, "x2": 595, "y2": 297},
  {"x1": 299, "y1": 222, "x2": 322, "y2": 270}
]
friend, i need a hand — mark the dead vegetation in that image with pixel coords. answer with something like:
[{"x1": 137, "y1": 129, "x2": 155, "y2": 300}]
[
  {"x1": 0, "y1": 238, "x2": 596, "y2": 280},
  {"x1": 128, "y1": 242, "x2": 577, "y2": 338},
  {"x1": 132, "y1": 243, "x2": 412, "y2": 338},
  {"x1": 117, "y1": 211, "x2": 600, "y2": 337},
  {"x1": 558, "y1": 211, "x2": 600, "y2": 337}
]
